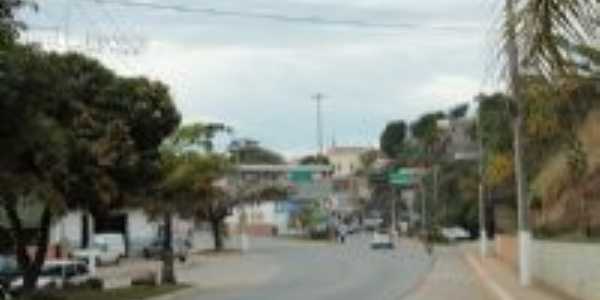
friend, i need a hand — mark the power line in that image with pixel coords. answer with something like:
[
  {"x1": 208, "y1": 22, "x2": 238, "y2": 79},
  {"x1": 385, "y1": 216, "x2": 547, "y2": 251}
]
[{"x1": 87, "y1": 0, "x2": 476, "y2": 32}]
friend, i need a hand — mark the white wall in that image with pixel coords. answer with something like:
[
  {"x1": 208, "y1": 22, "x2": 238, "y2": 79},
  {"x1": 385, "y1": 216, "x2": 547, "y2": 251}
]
[
  {"x1": 328, "y1": 152, "x2": 363, "y2": 177},
  {"x1": 532, "y1": 240, "x2": 600, "y2": 300},
  {"x1": 51, "y1": 211, "x2": 83, "y2": 249},
  {"x1": 127, "y1": 210, "x2": 160, "y2": 255},
  {"x1": 226, "y1": 201, "x2": 296, "y2": 234}
]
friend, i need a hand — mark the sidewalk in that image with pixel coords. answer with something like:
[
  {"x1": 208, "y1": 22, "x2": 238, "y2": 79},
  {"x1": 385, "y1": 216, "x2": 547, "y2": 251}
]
[
  {"x1": 403, "y1": 246, "x2": 495, "y2": 300},
  {"x1": 461, "y1": 243, "x2": 567, "y2": 300}
]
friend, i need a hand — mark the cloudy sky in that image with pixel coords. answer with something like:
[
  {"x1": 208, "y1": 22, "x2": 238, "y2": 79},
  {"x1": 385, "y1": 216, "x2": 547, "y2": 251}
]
[{"x1": 21, "y1": 0, "x2": 504, "y2": 158}]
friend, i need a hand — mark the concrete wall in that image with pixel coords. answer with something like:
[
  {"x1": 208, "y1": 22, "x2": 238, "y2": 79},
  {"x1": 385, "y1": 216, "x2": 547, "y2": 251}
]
[
  {"x1": 532, "y1": 240, "x2": 600, "y2": 300},
  {"x1": 495, "y1": 234, "x2": 518, "y2": 269},
  {"x1": 127, "y1": 210, "x2": 160, "y2": 255},
  {"x1": 495, "y1": 234, "x2": 600, "y2": 300}
]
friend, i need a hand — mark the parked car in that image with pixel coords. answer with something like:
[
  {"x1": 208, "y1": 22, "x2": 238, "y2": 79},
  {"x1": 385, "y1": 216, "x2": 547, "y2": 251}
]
[
  {"x1": 143, "y1": 238, "x2": 191, "y2": 262},
  {"x1": 370, "y1": 229, "x2": 394, "y2": 249},
  {"x1": 440, "y1": 227, "x2": 471, "y2": 241},
  {"x1": 9, "y1": 260, "x2": 90, "y2": 291},
  {"x1": 0, "y1": 256, "x2": 19, "y2": 285},
  {"x1": 72, "y1": 233, "x2": 126, "y2": 265}
]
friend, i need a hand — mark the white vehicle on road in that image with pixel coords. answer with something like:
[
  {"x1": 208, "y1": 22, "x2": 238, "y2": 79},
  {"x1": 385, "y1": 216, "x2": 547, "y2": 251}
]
[
  {"x1": 10, "y1": 260, "x2": 90, "y2": 291},
  {"x1": 72, "y1": 233, "x2": 126, "y2": 265},
  {"x1": 370, "y1": 229, "x2": 394, "y2": 249}
]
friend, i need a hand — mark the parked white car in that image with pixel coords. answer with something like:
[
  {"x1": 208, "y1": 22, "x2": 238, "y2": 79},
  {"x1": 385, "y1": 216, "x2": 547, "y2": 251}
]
[
  {"x1": 441, "y1": 227, "x2": 471, "y2": 241},
  {"x1": 9, "y1": 260, "x2": 90, "y2": 291},
  {"x1": 72, "y1": 233, "x2": 126, "y2": 265}
]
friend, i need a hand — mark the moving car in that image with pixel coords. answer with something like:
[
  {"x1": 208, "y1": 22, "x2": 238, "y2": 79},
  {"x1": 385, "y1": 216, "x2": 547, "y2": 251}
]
[
  {"x1": 72, "y1": 233, "x2": 126, "y2": 265},
  {"x1": 9, "y1": 260, "x2": 90, "y2": 291},
  {"x1": 143, "y1": 238, "x2": 191, "y2": 262},
  {"x1": 370, "y1": 229, "x2": 395, "y2": 249}
]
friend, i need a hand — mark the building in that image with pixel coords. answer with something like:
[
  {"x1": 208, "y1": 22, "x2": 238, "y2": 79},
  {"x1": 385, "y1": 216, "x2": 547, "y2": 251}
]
[
  {"x1": 326, "y1": 146, "x2": 370, "y2": 177},
  {"x1": 0, "y1": 204, "x2": 198, "y2": 258},
  {"x1": 325, "y1": 146, "x2": 372, "y2": 216},
  {"x1": 225, "y1": 164, "x2": 334, "y2": 236}
]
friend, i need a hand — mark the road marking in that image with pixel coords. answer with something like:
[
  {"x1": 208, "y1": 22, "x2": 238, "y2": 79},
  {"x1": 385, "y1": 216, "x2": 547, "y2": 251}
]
[{"x1": 465, "y1": 254, "x2": 515, "y2": 300}]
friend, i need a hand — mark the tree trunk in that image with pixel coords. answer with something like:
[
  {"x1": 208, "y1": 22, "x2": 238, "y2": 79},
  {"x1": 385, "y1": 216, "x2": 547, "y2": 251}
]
[
  {"x1": 210, "y1": 217, "x2": 224, "y2": 252},
  {"x1": 5, "y1": 199, "x2": 51, "y2": 295},
  {"x1": 161, "y1": 212, "x2": 176, "y2": 285}
]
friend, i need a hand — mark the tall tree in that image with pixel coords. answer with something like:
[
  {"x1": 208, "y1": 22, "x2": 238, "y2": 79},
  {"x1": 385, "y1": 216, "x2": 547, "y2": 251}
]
[
  {"x1": 379, "y1": 120, "x2": 407, "y2": 158},
  {"x1": 0, "y1": 46, "x2": 180, "y2": 292},
  {"x1": 154, "y1": 122, "x2": 229, "y2": 282},
  {"x1": 516, "y1": 0, "x2": 597, "y2": 76},
  {"x1": 410, "y1": 111, "x2": 447, "y2": 158}
]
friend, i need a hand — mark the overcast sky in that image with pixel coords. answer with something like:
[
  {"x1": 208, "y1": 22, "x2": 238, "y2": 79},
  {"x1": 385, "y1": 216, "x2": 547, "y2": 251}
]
[{"x1": 21, "y1": 0, "x2": 504, "y2": 158}]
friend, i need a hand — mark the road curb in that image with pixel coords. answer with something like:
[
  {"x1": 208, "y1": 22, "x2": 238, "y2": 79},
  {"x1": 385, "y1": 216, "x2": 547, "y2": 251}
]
[{"x1": 145, "y1": 286, "x2": 199, "y2": 300}]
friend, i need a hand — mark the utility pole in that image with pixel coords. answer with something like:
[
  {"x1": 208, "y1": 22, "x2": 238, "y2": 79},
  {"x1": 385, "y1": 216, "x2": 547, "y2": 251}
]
[
  {"x1": 505, "y1": 0, "x2": 531, "y2": 286},
  {"x1": 391, "y1": 186, "x2": 398, "y2": 239},
  {"x1": 312, "y1": 93, "x2": 326, "y2": 155},
  {"x1": 420, "y1": 181, "x2": 427, "y2": 233},
  {"x1": 476, "y1": 103, "x2": 488, "y2": 257},
  {"x1": 433, "y1": 165, "x2": 439, "y2": 227}
]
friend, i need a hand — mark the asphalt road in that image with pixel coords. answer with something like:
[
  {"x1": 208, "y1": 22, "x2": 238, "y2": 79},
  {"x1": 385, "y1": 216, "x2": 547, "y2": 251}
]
[{"x1": 175, "y1": 233, "x2": 434, "y2": 300}]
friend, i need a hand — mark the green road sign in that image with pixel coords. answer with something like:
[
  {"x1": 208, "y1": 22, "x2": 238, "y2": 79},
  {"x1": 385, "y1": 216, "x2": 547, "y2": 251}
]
[{"x1": 388, "y1": 168, "x2": 424, "y2": 186}]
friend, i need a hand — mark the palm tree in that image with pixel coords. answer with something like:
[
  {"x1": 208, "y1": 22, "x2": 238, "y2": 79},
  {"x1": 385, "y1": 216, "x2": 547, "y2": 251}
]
[
  {"x1": 501, "y1": 0, "x2": 597, "y2": 286},
  {"x1": 512, "y1": 0, "x2": 597, "y2": 76}
]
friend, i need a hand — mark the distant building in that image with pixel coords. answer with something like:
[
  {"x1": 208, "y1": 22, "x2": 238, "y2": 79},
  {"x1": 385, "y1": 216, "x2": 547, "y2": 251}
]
[
  {"x1": 325, "y1": 146, "x2": 373, "y2": 216},
  {"x1": 226, "y1": 164, "x2": 334, "y2": 236},
  {"x1": 326, "y1": 146, "x2": 369, "y2": 177}
]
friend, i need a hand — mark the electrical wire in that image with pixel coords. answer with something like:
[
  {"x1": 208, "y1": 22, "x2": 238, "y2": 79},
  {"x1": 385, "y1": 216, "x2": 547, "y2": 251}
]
[{"x1": 88, "y1": 0, "x2": 477, "y2": 32}]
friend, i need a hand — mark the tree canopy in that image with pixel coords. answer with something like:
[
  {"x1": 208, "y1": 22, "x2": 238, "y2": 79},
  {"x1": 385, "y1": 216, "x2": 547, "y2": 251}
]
[
  {"x1": 299, "y1": 154, "x2": 330, "y2": 165},
  {"x1": 379, "y1": 120, "x2": 407, "y2": 158},
  {"x1": 1, "y1": 35, "x2": 180, "y2": 292}
]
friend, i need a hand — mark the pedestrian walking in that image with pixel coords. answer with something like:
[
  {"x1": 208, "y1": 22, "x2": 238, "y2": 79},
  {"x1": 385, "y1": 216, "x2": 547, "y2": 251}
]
[{"x1": 339, "y1": 224, "x2": 347, "y2": 244}]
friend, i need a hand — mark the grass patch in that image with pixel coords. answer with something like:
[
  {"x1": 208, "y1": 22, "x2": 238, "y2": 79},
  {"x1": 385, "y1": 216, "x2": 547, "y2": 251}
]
[{"x1": 38, "y1": 284, "x2": 189, "y2": 300}]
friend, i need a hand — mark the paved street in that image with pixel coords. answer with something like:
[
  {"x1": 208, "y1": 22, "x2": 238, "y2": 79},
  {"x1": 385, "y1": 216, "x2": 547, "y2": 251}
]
[{"x1": 172, "y1": 234, "x2": 437, "y2": 300}]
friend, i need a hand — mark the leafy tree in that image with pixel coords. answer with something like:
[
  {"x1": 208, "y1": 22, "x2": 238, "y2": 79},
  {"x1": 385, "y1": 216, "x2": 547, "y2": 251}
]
[
  {"x1": 379, "y1": 120, "x2": 407, "y2": 158},
  {"x1": 299, "y1": 154, "x2": 330, "y2": 165},
  {"x1": 158, "y1": 124, "x2": 290, "y2": 252},
  {"x1": 514, "y1": 0, "x2": 597, "y2": 76},
  {"x1": 230, "y1": 140, "x2": 285, "y2": 165},
  {"x1": 358, "y1": 149, "x2": 379, "y2": 175},
  {"x1": 0, "y1": 45, "x2": 180, "y2": 292},
  {"x1": 449, "y1": 103, "x2": 470, "y2": 120},
  {"x1": 0, "y1": 0, "x2": 33, "y2": 49}
]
